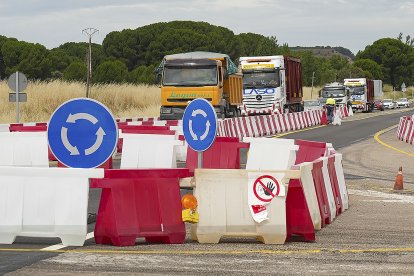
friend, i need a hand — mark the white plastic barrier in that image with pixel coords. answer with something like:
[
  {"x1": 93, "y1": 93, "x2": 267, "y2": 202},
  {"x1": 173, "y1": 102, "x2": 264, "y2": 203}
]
[
  {"x1": 244, "y1": 137, "x2": 298, "y2": 171},
  {"x1": 298, "y1": 162, "x2": 322, "y2": 230},
  {"x1": 119, "y1": 133, "x2": 182, "y2": 168},
  {"x1": 0, "y1": 166, "x2": 103, "y2": 246},
  {"x1": 0, "y1": 124, "x2": 10, "y2": 132},
  {"x1": 320, "y1": 157, "x2": 337, "y2": 222},
  {"x1": 0, "y1": 132, "x2": 49, "y2": 167},
  {"x1": 169, "y1": 125, "x2": 187, "y2": 162},
  {"x1": 191, "y1": 169, "x2": 300, "y2": 244},
  {"x1": 333, "y1": 153, "x2": 349, "y2": 211}
]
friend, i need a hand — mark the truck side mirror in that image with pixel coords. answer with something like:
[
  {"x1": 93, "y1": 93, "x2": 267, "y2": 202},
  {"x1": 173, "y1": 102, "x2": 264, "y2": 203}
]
[{"x1": 154, "y1": 71, "x2": 162, "y2": 88}]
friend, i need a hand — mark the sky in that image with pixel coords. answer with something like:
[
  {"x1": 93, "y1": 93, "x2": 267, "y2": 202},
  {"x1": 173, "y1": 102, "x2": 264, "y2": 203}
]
[{"x1": 0, "y1": 0, "x2": 413, "y2": 54}]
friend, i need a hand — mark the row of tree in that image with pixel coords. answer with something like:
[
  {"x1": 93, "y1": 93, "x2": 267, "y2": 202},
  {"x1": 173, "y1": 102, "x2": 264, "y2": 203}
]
[{"x1": 0, "y1": 21, "x2": 413, "y2": 88}]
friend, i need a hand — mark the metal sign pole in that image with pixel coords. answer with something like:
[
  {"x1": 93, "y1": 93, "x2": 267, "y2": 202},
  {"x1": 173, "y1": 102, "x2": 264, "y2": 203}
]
[
  {"x1": 198, "y1": 152, "x2": 203, "y2": 168},
  {"x1": 16, "y1": 71, "x2": 20, "y2": 123}
]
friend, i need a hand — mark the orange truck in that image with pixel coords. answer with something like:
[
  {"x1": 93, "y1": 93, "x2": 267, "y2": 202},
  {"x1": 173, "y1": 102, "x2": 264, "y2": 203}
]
[{"x1": 156, "y1": 52, "x2": 243, "y2": 120}]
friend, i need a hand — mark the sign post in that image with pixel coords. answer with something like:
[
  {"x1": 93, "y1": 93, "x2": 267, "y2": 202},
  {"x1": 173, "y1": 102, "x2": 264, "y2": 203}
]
[
  {"x1": 48, "y1": 98, "x2": 118, "y2": 168},
  {"x1": 7, "y1": 71, "x2": 28, "y2": 123},
  {"x1": 401, "y1": 82, "x2": 406, "y2": 97},
  {"x1": 182, "y1": 99, "x2": 218, "y2": 168}
]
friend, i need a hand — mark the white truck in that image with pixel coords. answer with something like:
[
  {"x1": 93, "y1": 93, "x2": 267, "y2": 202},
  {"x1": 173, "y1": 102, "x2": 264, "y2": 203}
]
[
  {"x1": 319, "y1": 82, "x2": 349, "y2": 106},
  {"x1": 344, "y1": 78, "x2": 375, "y2": 112},
  {"x1": 239, "y1": 56, "x2": 303, "y2": 115}
]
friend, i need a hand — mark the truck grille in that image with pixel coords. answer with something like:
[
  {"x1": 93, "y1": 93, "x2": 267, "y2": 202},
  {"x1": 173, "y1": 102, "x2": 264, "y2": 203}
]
[{"x1": 243, "y1": 94, "x2": 275, "y2": 109}]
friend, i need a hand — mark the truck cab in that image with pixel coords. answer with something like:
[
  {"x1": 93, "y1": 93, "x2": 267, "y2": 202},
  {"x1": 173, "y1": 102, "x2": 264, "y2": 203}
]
[
  {"x1": 157, "y1": 52, "x2": 242, "y2": 120},
  {"x1": 239, "y1": 56, "x2": 303, "y2": 115},
  {"x1": 320, "y1": 82, "x2": 349, "y2": 106},
  {"x1": 344, "y1": 78, "x2": 374, "y2": 112}
]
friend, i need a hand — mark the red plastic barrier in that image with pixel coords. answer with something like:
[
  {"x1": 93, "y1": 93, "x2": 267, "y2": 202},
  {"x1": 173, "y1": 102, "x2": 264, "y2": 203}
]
[
  {"x1": 186, "y1": 137, "x2": 249, "y2": 173},
  {"x1": 311, "y1": 160, "x2": 331, "y2": 227},
  {"x1": 91, "y1": 168, "x2": 191, "y2": 246},
  {"x1": 285, "y1": 177, "x2": 315, "y2": 242},
  {"x1": 294, "y1": 140, "x2": 326, "y2": 164},
  {"x1": 118, "y1": 125, "x2": 170, "y2": 132},
  {"x1": 327, "y1": 156, "x2": 343, "y2": 216},
  {"x1": 9, "y1": 125, "x2": 47, "y2": 132},
  {"x1": 285, "y1": 140, "x2": 327, "y2": 242}
]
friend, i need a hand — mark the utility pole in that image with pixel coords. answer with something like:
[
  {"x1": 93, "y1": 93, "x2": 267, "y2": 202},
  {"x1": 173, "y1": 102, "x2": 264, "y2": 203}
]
[
  {"x1": 311, "y1": 71, "x2": 315, "y2": 99},
  {"x1": 82, "y1": 28, "x2": 99, "y2": 98}
]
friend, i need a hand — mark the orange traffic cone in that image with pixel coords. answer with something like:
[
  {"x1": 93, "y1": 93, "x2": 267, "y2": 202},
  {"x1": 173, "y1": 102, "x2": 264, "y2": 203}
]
[
  {"x1": 321, "y1": 110, "x2": 328, "y2": 125},
  {"x1": 393, "y1": 166, "x2": 403, "y2": 190},
  {"x1": 344, "y1": 105, "x2": 349, "y2": 117}
]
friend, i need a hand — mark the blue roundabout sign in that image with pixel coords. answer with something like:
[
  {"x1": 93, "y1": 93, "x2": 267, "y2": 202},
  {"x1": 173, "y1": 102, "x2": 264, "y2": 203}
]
[{"x1": 48, "y1": 98, "x2": 118, "y2": 168}]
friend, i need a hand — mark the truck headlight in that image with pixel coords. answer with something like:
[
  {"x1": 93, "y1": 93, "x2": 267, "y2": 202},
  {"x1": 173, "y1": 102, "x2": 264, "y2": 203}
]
[{"x1": 161, "y1": 107, "x2": 172, "y2": 114}]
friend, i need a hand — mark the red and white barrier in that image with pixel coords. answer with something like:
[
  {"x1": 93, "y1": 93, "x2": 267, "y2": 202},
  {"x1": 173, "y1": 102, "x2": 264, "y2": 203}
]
[{"x1": 397, "y1": 115, "x2": 414, "y2": 145}]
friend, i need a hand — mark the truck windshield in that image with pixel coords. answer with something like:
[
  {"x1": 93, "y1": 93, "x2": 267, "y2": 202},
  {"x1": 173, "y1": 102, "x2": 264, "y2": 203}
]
[
  {"x1": 322, "y1": 87, "x2": 346, "y2": 98},
  {"x1": 163, "y1": 67, "x2": 217, "y2": 86},
  {"x1": 347, "y1": 86, "x2": 365, "y2": 95},
  {"x1": 243, "y1": 71, "x2": 279, "y2": 88}
]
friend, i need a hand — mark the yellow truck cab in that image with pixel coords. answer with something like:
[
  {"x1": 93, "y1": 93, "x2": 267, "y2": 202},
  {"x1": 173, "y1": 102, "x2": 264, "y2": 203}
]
[{"x1": 156, "y1": 52, "x2": 242, "y2": 120}]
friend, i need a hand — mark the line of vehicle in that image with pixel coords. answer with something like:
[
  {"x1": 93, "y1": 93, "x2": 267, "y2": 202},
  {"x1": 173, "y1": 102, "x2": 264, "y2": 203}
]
[
  {"x1": 374, "y1": 125, "x2": 414, "y2": 157},
  {"x1": 2, "y1": 247, "x2": 414, "y2": 255}
]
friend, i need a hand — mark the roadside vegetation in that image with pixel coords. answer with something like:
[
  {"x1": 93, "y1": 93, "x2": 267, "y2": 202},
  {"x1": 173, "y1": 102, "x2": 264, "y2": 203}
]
[{"x1": 0, "y1": 80, "x2": 160, "y2": 123}]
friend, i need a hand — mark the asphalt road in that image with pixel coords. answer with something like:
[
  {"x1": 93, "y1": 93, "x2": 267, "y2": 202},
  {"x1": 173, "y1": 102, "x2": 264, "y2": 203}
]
[
  {"x1": 281, "y1": 109, "x2": 414, "y2": 149},
  {"x1": 1, "y1": 108, "x2": 413, "y2": 274}
]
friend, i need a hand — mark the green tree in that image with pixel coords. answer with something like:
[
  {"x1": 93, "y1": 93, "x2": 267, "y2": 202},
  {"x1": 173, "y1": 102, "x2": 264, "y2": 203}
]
[
  {"x1": 1, "y1": 40, "x2": 50, "y2": 79},
  {"x1": 63, "y1": 61, "x2": 87, "y2": 81},
  {"x1": 353, "y1": 59, "x2": 384, "y2": 80},
  {"x1": 93, "y1": 60, "x2": 128, "y2": 83},
  {"x1": 356, "y1": 38, "x2": 414, "y2": 86},
  {"x1": 336, "y1": 65, "x2": 365, "y2": 81}
]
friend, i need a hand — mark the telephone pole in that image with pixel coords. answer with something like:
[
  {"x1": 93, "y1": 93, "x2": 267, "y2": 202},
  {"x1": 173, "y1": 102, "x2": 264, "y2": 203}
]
[
  {"x1": 311, "y1": 71, "x2": 315, "y2": 99},
  {"x1": 82, "y1": 28, "x2": 99, "y2": 98}
]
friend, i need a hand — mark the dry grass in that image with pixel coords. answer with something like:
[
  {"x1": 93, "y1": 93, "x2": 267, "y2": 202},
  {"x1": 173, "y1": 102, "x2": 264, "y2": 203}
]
[
  {"x1": 0, "y1": 80, "x2": 160, "y2": 123},
  {"x1": 303, "y1": 86, "x2": 322, "y2": 100}
]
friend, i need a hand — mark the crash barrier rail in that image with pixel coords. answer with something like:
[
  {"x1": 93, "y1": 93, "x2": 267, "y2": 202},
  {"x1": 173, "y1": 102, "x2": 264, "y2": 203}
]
[
  {"x1": 90, "y1": 168, "x2": 191, "y2": 246},
  {"x1": 0, "y1": 132, "x2": 104, "y2": 246},
  {"x1": 397, "y1": 115, "x2": 414, "y2": 145},
  {"x1": 218, "y1": 109, "x2": 325, "y2": 139}
]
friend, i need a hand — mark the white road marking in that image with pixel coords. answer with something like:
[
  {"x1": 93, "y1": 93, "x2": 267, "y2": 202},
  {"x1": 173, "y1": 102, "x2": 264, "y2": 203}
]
[
  {"x1": 40, "y1": 232, "x2": 94, "y2": 251},
  {"x1": 348, "y1": 189, "x2": 414, "y2": 204}
]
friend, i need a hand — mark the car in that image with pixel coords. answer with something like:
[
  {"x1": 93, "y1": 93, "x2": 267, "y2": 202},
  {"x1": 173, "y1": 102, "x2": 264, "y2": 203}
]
[
  {"x1": 374, "y1": 100, "x2": 384, "y2": 111},
  {"x1": 303, "y1": 100, "x2": 322, "y2": 111},
  {"x1": 396, "y1": 98, "x2": 410, "y2": 108},
  {"x1": 382, "y1": 99, "x2": 395, "y2": 109}
]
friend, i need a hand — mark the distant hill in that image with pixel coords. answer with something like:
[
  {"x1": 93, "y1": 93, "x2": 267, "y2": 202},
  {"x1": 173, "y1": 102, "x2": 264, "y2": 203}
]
[{"x1": 290, "y1": 46, "x2": 355, "y2": 61}]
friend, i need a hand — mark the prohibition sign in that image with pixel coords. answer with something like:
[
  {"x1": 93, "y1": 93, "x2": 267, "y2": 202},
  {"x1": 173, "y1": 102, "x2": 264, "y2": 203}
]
[{"x1": 253, "y1": 175, "x2": 281, "y2": 203}]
